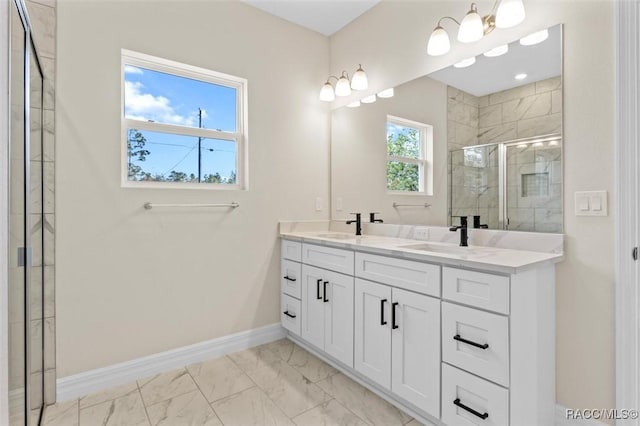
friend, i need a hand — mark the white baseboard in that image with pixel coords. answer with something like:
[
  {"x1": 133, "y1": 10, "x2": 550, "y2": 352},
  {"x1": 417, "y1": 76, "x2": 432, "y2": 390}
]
[
  {"x1": 56, "y1": 323, "x2": 285, "y2": 402},
  {"x1": 555, "y1": 405, "x2": 608, "y2": 425}
]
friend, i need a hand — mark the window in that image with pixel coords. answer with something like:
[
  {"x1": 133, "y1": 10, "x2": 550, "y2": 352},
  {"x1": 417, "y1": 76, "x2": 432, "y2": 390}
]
[
  {"x1": 121, "y1": 49, "x2": 247, "y2": 189},
  {"x1": 386, "y1": 115, "x2": 433, "y2": 194}
]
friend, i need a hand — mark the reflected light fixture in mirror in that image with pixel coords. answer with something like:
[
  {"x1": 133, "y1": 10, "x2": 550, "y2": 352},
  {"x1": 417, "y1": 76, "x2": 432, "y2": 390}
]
[
  {"x1": 347, "y1": 101, "x2": 361, "y2": 108},
  {"x1": 319, "y1": 65, "x2": 369, "y2": 101},
  {"x1": 514, "y1": 73, "x2": 527, "y2": 80},
  {"x1": 520, "y1": 29, "x2": 549, "y2": 46},
  {"x1": 484, "y1": 44, "x2": 509, "y2": 57},
  {"x1": 361, "y1": 95, "x2": 376, "y2": 104},
  {"x1": 377, "y1": 88, "x2": 394, "y2": 98},
  {"x1": 427, "y1": 0, "x2": 525, "y2": 56},
  {"x1": 454, "y1": 57, "x2": 476, "y2": 68}
]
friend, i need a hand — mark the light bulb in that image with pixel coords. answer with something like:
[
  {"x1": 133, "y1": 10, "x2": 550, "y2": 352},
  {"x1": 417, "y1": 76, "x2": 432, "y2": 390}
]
[
  {"x1": 335, "y1": 74, "x2": 351, "y2": 97},
  {"x1": 351, "y1": 65, "x2": 368, "y2": 90},
  {"x1": 483, "y1": 44, "x2": 509, "y2": 57},
  {"x1": 496, "y1": 0, "x2": 525, "y2": 29},
  {"x1": 377, "y1": 88, "x2": 394, "y2": 98},
  {"x1": 520, "y1": 29, "x2": 549, "y2": 46},
  {"x1": 347, "y1": 101, "x2": 361, "y2": 108},
  {"x1": 454, "y1": 57, "x2": 476, "y2": 68},
  {"x1": 458, "y1": 4, "x2": 484, "y2": 43},
  {"x1": 427, "y1": 26, "x2": 450, "y2": 56},
  {"x1": 319, "y1": 81, "x2": 335, "y2": 102},
  {"x1": 361, "y1": 95, "x2": 376, "y2": 104}
]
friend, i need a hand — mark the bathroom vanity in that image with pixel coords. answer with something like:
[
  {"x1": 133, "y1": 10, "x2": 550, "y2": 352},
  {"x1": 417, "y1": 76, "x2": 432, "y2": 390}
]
[{"x1": 279, "y1": 228, "x2": 562, "y2": 426}]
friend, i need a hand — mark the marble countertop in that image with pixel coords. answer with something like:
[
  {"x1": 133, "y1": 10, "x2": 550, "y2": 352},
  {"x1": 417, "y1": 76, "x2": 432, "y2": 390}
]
[{"x1": 280, "y1": 230, "x2": 564, "y2": 274}]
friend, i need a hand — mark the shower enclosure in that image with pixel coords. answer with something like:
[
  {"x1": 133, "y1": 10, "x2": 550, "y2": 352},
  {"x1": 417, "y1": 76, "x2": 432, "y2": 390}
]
[{"x1": 8, "y1": 0, "x2": 46, "y2": 423}]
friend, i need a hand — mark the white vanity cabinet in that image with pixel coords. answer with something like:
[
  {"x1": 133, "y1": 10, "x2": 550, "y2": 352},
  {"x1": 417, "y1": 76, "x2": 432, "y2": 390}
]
[{"x1": 280, "y1": 237, "x2": 557, "y2": 426}]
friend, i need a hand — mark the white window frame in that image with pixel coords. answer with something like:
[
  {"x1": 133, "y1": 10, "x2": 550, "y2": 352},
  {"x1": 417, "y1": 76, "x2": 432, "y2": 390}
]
[
  {"x1": 120, "y1": 49, "x2": 248, "y2": 190},
  {"x1": 386, "y1": 115, "x2": 433, "y2": 195}
]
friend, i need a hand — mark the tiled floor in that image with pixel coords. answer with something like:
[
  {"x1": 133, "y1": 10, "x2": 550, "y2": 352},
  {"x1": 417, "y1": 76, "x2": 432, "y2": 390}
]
[{"x1": 42, "y1": 339, "x2": 424, "y2": 426}]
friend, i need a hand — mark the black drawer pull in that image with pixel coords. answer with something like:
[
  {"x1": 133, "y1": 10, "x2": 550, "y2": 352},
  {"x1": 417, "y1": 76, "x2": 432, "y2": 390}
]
[
  {"x1": 380, "y1": 299, "x2": 388, "y2": 325},
  {"x1": 283, "y1": 276, "x2": 296, "y2": 282},
  {"x1": 391, "y1": 302, "x2": 399, "y2": 329},
  {"x1": 283, "y1": 311, "x2": 296, "y2": 319},
  {"x1": 323, "y1": 281, "x2": 329, "y2": 302},
  {"x1": 453, "y1": 398, "x2": 488, "y2": 420},
  {"x1": 316, "y1": 279, "x2": 322, "y2": 300},
  {"x1": 453, "y1": 334, "x2": 489, "y2": 349}
]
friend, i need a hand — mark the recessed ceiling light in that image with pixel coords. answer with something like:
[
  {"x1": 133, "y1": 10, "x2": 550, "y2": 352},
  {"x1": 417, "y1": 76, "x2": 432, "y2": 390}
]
[
  {"x1": 377, "y1": 88, "x2": 394, "y2": 98},
  {"x1": 520, "y1": 29, "x2": 549, "y2": 46},
  {"x1": 361, "y1": 95, "x2": 376, "y2": 104},
  {"x1": 347, "y1": 101, "x2": 361, "y2": 108},
  {"x1": 515, "y1": 73, "x2": 528, "y2": 80},
  {"x1": 454, "y1": 57, "x2": 476, "y2": 68},
  {"x1": 483, "y1": 44, "x2": 509, "y2": 57}
]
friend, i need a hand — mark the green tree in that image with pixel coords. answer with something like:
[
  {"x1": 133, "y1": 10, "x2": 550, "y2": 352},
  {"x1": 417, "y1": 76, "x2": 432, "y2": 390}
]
[
  {"x1": 127, "y1": 129, "x2": 150, "y2": 180},
  {"x1": 386, "y1": 129, "x2": 420, "y2": 191},
  {"x1": 168, "y1": 171, "x2": 187, "y2": 182},
  {"x1": 227, "y1": 170, "x2": 237, "y2": 184}
]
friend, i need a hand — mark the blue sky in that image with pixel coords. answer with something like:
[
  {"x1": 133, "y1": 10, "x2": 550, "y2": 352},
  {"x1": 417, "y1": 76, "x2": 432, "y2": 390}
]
[{"x1": 124, "y1": 65, "x2": 237, "y2": 180}]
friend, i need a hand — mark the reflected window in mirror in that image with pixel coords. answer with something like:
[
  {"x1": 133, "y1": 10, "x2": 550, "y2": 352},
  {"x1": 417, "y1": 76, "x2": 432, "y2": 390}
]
[{"x1": 386, "y1": 115, "x2": 433, "y2": 194}]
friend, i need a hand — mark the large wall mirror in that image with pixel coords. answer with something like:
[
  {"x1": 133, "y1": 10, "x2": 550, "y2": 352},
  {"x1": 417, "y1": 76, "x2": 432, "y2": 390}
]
[{"x1": 331, "y1": 24, "x2": 563, "y2": 233}]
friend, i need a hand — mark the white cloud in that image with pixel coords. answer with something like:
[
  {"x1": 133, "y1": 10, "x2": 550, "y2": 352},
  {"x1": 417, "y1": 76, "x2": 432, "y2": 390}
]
[
  {"x1": 124, "y1": 65, "x2": 144, "y2": 75},
  {"x1": 124, "y1": 81, "x2": 196, "y2": 127}
]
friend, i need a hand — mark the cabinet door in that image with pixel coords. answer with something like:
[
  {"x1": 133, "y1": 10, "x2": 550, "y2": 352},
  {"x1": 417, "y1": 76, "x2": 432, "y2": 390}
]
[
  {"x1": 301, "y1": 264, "x2": 325, "y2": 349},
  {"x1": 324, "y1": 270, "x2": 354, "y2": 367},
  {"x1": 391, "y1": 288, "x2": 441, "y2": 418},
  {"x1": 354, "y1": 279, "x2": 392, "y2": 389}
]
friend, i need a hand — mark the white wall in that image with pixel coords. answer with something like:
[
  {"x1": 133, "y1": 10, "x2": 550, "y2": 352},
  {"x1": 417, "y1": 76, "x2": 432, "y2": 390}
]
[
  {"x1": 56, "y1": 0, "x2": 330, "y2": 377},
  {"x1": 330, "y1": 0, "x2": 615, "y2": 414}
]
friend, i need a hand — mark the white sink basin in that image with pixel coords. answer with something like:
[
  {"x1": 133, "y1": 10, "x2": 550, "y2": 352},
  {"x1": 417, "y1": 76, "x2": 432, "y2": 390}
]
[{"x1": 398, "y1": 243, "x2": 494, "y2": 256}]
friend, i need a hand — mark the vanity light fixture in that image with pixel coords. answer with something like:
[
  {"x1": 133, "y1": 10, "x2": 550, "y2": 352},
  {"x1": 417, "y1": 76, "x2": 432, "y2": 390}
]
[
  {"x1": 377, "y1": 88, "x2": 395, "y2": 98},
  {"x1": 454, "y1": 57, "x2": 476, "y2": 68},
  {"x1": 319, "y1": 65, "x2": 369, "y2": 102},
  {"x1": 347, "y1": 101, "x2": 361, "y2": 108},
  {"x1": 427, "y1": 0, "x2": 525, "y2": 56},
  {"x1": 548, "y1": 140, "x2": 559, "y2": 146},
  {"x1": 514, "y1": 73, "x2": 528, "y2": 80},
  {"x1": 483, "y1": 44, "x2": 509, "y2": 57},
  {"x1": 361, "y1": 95, "x2": 377, "y2": 104},
  {"x1": 533, "y1": 142, "x2": 544, "y2": 147},
  {"x1": 520, "y1": 29, "x2": 549, "y2": 46},
  {"x1": 517, "y1": 143, "x2": 528, "y2": 149}
]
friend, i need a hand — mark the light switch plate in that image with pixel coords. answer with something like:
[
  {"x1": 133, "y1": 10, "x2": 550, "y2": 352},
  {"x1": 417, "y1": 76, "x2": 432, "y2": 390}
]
[{"x1": 575, "y1": 191, "x2": 608, "y2": 216}]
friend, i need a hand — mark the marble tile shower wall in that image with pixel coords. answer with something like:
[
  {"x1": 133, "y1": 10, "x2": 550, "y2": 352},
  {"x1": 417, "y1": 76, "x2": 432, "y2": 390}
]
[
  {"x1": 447, "y1": 77, "x2": 562, "y2": 232},
  {"x1": 26, "y1": 0, "x2": 56, "y2": 405}
]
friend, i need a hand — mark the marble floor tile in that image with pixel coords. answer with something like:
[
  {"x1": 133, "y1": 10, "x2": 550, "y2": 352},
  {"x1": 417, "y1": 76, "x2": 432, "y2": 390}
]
[
  {"x1": 228, "y1": 344, "x2": 282, "y2": 375},
  {"x1": 138, "y1": 368, "x2": 198, "y2": 407},
  {"x1": 291, "y1": 399, "x2": 368, "y2": 426},
  {"x1": 265, "y1": 338, "x2": 295, "y2": 360},
  {"x1": 42, "y1": 399, "x2": 79, "y2": 426},
  {"x1": 316, "y1": 374, "x2": 411, "y2": 426},
  {"x1": 79, "y1": 389, "x2": 148, "y2": 426},
  {"x1": 79, "y1": 381, "x2": 138, "y2": 409},
  {"x1": 146, "y1": 389, "x2": 221, "y2": 426},
  {"x1": 246, "y1": 357, "x2": 331, "y2": 418},
  {"x1": 211, "y1": 386, "x2": 294, "y2": 426},
  {"x1": 286, "y1": 345, "x2": 337, "y2": 383},
  {"x1": 187, "y1": 356, "x2": 254, "y2": 402}
]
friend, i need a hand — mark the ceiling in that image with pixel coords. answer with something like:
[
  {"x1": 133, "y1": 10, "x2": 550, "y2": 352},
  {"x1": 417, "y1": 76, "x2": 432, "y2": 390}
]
[
  {"x1": 429, "y1": 25, "x2": 562, "y2": 97},
  {"x1": 241, "y1": 0, "x2": 381, "y2": 36}
]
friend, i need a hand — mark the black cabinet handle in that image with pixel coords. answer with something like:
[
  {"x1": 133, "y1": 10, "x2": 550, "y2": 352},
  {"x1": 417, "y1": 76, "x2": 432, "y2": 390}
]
[
  {"x1": 380, "y1": 299, "x2": 388, "y2": 325},
  {"x1": 453, "y1": 398, "x2": 488, "y2": 420},
  {"x1": 323, "y1": 281, "x2": 329, "y2": 302},
  {"x1": 391, "y1": 302, "x2": 399, "y2": 329},
  {"x1": 283, "y1": 311, "x2": 296, "y2": 319},
  {"x1": 283, "y1": 276, "x2": 296, "y2": 282},
  {"x1": 453, "y1": 334, "x2": 489, "y2": 350},
  {"x1": 316, "y1": 279, "x2": 322, "y2": 300}
]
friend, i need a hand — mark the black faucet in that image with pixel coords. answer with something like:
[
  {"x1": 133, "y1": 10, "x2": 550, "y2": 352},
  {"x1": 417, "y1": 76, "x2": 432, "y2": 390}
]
[
  {"x1": 369, "y1": 212, "x2": 383, "y2": 223},
  {"x1": 473, "y1": 215, "x2": 489, "y2": 229},
  {"x1": 346, "y1": 213, "x2": 362, "y2": 236},
  {"x1": 449, "y1": 216, "x2": 469, "y2": 247}
]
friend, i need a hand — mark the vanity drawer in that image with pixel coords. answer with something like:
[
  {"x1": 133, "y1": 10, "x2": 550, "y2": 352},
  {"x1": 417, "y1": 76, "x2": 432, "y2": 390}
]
[
  {"x1": 281, "y1": 239, "x2": 302, "y2": 262},
  {"x1": 281, "y1": 294, "x2": 301, "y2": 336},
  {"x1": 442, "y1": 363, "x2": 509, "y2": 426},
  {"x1": 281, "y1": 258, "x2": 302, "y2": 299},
  {"x1": 443, "y1": 267, "x2": 510, "y2": 314},
  {"x1": 355, "y1": 252, "x2": 440, "y2": 297},
  {"x1": 442, "y1": 302, "x2": 509, "y2": 387},
  {"x1": 302, "y1": 243, "x2": 354, "y2": 275}
]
